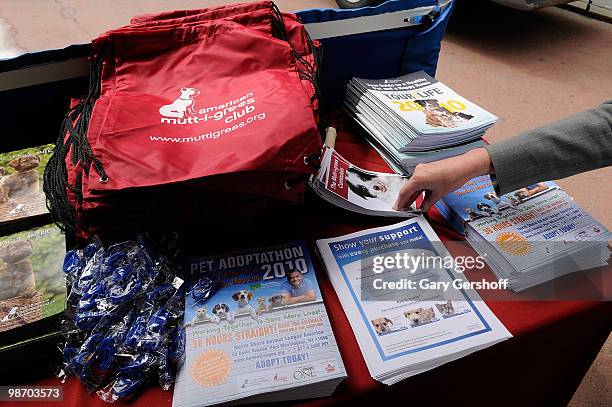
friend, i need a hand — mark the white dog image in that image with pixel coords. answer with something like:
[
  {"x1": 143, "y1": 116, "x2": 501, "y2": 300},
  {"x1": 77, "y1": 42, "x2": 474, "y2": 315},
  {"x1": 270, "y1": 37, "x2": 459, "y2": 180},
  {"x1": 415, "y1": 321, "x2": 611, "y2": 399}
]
[
  {"x1": 476, "y1": 202, "x2": 498, "y2": 216},
  {"x1": 232, "y1": 290, "x2": 259, "y2": 321},
  {"x1": 484, "y1": 192, "x2": 516, "y2": 209},
  {"x1": 345, "y1": 168, "x2": 407, "y2": 208},
  {"x1": 189, "y1": 307, "x2": 214, "y2": 326},
  {"x1": 159, "y1": 87, "x2": 200, "y2": 118}
]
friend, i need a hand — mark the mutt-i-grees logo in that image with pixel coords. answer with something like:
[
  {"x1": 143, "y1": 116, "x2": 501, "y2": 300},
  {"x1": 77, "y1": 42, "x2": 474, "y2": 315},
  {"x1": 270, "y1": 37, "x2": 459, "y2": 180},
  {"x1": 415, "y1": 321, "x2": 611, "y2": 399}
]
[{"x1": 159, "y1": 87, "x2": 256, "y2": 125}]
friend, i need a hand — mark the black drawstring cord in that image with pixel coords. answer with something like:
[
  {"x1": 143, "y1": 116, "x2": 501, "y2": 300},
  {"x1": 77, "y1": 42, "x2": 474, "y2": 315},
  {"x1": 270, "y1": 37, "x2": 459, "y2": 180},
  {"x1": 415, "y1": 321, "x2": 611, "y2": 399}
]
[
  {"x1": 303, "y1": 153, "x2": 321, "y2": 168},
  {"x1": 271, "y1": 2, "x2": 321, "y2": 104},
  {"x1": 271, "y1": 2, "x2": 324, "y2": 139},
  {"x1": 284, "y1": 173, "x2": 312, "y2": 190},
  {"x1": 44, "y1": 45, "x2": 109, "y2": 233}
]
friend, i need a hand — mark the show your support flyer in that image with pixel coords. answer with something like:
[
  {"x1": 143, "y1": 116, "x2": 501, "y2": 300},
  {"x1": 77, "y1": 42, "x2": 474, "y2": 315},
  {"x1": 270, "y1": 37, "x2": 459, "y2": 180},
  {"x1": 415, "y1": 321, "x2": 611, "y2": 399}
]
[
  {"x1": 317, "y1": 218, "x2": 511, "y2": 384},
  {"x1": 173, "y1": 241, "x2": 346, "y2": 407}
]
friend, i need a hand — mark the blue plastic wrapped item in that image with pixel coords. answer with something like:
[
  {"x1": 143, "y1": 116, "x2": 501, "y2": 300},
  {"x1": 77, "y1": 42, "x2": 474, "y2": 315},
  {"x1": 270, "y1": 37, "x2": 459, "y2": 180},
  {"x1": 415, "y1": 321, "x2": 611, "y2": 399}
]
[
  {"x1": 63, "y1": 250, "x2": 84, "y2": 276},
  {"x1": 169, "y1": 326, "x2": 185, "y2": 362},
  {"x1": 58, "y1": 234, "x2": 190, "y2": 403},
  {"x1": 98, "y1": 376, "x2": 147, "y2": 403},
  {"x1": 189, "y1": 273, "x2": 223, "y2": 305}
]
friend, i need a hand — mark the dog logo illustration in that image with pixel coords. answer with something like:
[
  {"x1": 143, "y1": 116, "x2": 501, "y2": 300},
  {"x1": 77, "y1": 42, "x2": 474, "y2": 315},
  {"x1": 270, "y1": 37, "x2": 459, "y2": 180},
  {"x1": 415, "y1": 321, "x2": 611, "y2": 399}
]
[{"x1": 159, "y1": 87, "x2": 200, "y2": 118}]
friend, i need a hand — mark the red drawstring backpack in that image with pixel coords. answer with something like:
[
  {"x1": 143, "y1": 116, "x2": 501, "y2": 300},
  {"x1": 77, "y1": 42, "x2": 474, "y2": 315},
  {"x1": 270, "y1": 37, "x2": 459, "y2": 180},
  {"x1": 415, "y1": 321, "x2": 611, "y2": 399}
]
[{"x1": 44, "y1": 1, "x2": 322, "y2": 240}]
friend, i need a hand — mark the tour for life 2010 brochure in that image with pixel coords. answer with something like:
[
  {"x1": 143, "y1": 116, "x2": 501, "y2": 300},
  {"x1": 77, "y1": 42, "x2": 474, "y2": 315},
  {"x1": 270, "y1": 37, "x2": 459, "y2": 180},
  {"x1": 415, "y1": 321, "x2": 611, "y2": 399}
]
[
  {"x1": 172, "y1": 241, "x2": 346, "y2": 407},
  {"x1": 346, "y1": 71, "x2": 497, "y2": 153},
  {"x1": 316, "y1": 217, "x2": 511, "y2": 385}
]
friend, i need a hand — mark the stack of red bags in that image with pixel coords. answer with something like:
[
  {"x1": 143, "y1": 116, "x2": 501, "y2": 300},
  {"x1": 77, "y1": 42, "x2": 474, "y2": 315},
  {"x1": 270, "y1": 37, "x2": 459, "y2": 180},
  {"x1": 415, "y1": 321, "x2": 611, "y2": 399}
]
[{"x1": 44, "y1": 1, "x2": 322, "y2": 240}]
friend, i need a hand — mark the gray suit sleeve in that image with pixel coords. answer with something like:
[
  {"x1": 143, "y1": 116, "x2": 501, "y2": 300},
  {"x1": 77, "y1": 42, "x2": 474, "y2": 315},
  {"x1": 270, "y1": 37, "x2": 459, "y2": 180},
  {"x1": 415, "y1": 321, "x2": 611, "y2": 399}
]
[{"x1": 484, "y1": 100, "x2": 612, "y2": 195}]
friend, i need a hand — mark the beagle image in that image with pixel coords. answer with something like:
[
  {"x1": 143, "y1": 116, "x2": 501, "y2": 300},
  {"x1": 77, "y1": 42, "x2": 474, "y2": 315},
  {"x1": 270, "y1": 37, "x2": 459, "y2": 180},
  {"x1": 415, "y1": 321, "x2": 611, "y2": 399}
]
[
  {"x1": 232, "y1": 290, "x2": 258, "y2": 321},
  {"x1": 211, "y1": 303, "x2": 233, "y2": 324}
]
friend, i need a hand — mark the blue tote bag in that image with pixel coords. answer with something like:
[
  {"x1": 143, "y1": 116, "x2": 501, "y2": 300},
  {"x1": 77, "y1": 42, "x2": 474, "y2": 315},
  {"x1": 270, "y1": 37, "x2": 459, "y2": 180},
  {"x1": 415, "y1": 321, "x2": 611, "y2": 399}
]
[{"x1": 297, "y1": 0, "x2": 454, "y2": 108}]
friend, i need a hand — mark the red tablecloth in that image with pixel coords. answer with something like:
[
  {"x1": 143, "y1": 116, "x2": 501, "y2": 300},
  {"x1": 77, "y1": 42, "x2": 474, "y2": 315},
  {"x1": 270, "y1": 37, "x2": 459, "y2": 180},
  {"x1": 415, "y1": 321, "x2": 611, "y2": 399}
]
[{"x1": 7, "y1": 117, "x2": 611, "y2": 406}]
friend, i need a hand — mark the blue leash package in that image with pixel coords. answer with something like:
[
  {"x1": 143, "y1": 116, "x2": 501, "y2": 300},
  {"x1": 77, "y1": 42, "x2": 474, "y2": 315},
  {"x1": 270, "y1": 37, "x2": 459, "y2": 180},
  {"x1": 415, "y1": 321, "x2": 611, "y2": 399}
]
[{"x1": 59, "y1": 234, "x2": 193, "y2": 402}]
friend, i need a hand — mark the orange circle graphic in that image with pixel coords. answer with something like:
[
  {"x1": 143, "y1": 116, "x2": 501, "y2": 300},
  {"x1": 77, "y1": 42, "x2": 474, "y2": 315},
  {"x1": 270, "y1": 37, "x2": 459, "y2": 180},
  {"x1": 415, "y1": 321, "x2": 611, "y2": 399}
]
[
  {"x1": 190, "y1": 349, "x2": 232, "y2": 387},
  {"x1": 496, "y1": 232, "x2": 531, "y2": 256}
]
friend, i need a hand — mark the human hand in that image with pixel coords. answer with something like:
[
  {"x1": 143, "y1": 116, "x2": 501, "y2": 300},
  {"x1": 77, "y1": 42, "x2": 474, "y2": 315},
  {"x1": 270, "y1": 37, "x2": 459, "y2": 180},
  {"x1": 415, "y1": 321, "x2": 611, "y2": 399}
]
[{"x1": 393, "y1": 148, "x2": 494, "y2": 212}]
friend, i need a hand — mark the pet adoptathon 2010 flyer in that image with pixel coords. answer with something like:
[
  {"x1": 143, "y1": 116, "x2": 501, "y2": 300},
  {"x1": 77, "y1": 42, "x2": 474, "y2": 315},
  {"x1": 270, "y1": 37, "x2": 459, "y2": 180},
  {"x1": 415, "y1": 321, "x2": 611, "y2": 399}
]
[
  {"x1": 468, "y1": 185, "x2": 610, "y2": 273},
  {"x1": 172, "y1": 241, "x2": 346, "y2": 407}
]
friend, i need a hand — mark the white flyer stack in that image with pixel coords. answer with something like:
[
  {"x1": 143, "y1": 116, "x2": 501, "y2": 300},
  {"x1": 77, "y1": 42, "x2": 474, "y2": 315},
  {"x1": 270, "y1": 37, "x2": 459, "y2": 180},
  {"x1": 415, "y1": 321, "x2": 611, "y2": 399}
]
[
  {"x1": 464, "y1": 185, "x2": 611, "y2": 292},
  {"x1": 316, "y1": 217, "x2": 511, "y2": 384},
  {"x1": 173, "y1": 241, "x2": 346, "y2": 407},
  {"x1": 344, "y1": 71, "x2": 495, "y2": 173},
  {"x1": 435, "y1": 177, "x2": 611, "y2": 292}
]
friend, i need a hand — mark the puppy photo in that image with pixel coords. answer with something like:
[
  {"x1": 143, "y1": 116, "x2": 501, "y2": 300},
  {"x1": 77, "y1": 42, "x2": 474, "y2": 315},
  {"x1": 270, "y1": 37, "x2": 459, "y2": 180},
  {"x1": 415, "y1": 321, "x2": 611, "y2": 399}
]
[
  {"x1": 232, "y1": 290, "x2": 258, "y2": 321},
  {"x1": 256, "y1": 297, "x2": 267, "y2": 315},
  {"x1": 371, "y1": 317, "x2": 393, "y2": 335},
  {"x1": 507, "y1": 196, "x2": 522, "y2": 207},
  {"x1": 267, "y1": 294, "x2": 286, "y2": 311},
  {"x1": 464, "y1": 207, "x2": 484, "y2": 221},
  {"x1": 345, "y1": 168, "x2": 407, "y2": 208},
  {"x1": 414, "y1": 99, "x2": 474, "y2": 129},
  {"x1": 189, "y1": 307, "x2": 211, "y2": 326},
  {"x1": 484, "y1": 192, "x2": 516, "y2": 209},
  {"x1": 211, "y1": 303, "x2": 233, "y2": 324},
  {"x1": 476, "y1": 202, "x2": 498, "y2": 216},
  {"x1": 404, "y1": 307, "x2": 436, "y2": 326}
]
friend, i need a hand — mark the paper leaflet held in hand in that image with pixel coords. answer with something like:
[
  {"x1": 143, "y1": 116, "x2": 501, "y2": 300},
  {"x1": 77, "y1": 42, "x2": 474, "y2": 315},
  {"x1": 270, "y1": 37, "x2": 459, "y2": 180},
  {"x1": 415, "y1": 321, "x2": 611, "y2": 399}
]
[{"x1": 309, "y1": 146, "x2": 422, "y2": 217}]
